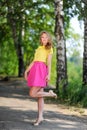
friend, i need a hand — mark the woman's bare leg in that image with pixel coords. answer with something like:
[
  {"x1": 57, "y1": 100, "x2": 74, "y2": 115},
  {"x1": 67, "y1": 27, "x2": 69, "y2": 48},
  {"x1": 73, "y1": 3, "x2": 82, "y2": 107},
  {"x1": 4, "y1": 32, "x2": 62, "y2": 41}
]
[
  {"x1": 38, "y1": 88, "x2": 44, "y2": 120},
  {"x1": 29, "y1": 87, "x2": 57, "y2": 98},
  {"x1": 34, "y1": 88, "x2": 44, "y2": 125},
  {"x1": 29, "y1": 87, "x2": 57, "y2": 125}
]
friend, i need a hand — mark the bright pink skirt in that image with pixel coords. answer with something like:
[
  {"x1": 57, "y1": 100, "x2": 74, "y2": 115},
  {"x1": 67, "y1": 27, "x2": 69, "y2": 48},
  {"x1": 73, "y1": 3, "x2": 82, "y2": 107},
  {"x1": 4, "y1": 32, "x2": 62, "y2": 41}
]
[{"x1": 27, "y1": 61, "x2": 48, "y2": 87}]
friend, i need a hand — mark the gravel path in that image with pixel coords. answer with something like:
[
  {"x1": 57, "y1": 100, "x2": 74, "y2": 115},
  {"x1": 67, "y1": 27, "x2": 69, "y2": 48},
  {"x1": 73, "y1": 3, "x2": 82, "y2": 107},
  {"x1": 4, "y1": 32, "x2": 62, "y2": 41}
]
[{"x1": 0, "y1": 80, "x2": 87, "y2": 130}]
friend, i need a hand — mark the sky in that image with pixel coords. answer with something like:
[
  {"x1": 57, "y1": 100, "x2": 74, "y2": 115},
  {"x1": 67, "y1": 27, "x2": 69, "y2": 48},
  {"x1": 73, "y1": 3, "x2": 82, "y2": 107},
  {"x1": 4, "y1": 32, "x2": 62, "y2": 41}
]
[
  {"x1": 70, "y1": 17, "x2": 84, "y2": 36},
  {"x1": 66, "y1": 17, "x2": 84, "y2": 57}
]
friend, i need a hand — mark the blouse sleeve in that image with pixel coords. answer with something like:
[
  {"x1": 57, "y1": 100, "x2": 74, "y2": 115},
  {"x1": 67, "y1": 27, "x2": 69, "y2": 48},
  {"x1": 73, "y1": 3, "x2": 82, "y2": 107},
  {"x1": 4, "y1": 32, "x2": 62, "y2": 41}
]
[{"x1": 49, "y1": 47, "x2": 53, "y2": 55}]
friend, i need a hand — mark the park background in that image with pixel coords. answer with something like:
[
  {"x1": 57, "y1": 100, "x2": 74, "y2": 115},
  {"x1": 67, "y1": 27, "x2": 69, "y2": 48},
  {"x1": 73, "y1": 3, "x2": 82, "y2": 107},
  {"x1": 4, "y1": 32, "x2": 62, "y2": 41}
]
[{"x1": 0, "y1": 0, "x2": 87, "y2": 108}]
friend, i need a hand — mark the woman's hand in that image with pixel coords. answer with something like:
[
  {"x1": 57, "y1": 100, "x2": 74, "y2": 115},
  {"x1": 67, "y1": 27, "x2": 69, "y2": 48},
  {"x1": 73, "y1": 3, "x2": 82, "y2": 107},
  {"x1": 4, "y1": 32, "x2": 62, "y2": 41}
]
[
  {"x1": 46, "y1": 74, "x2": 50, "y2": 83},
  {"x1": 24, "y1": 70, "x2": 28, "y2": 80},
  {"x1": 24, "y1": 61, "x2": 34, "y2": 80}
]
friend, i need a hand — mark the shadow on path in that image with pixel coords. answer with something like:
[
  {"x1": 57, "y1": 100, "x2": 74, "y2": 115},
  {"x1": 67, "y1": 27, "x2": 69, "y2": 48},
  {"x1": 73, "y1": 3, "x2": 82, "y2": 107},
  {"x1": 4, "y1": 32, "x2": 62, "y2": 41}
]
[{"x1": 0, "y1": 80, "x2": 87, "y2": 130}]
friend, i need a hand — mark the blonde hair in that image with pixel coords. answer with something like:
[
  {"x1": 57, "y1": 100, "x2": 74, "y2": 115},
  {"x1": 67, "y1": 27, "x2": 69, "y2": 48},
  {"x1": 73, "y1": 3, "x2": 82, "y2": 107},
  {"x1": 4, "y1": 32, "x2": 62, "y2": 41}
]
[{"x1": 40, "y1": 31, "x2": 53, "y2": 49}]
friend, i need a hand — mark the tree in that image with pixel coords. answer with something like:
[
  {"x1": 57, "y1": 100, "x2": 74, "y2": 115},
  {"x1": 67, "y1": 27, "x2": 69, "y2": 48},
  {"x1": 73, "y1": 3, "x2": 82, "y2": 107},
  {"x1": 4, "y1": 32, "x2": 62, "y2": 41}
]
[
  {"x1": 54, "y1": 0, "x2": 68, "y2": 93},
  {"x1": 74, "y1": 0, "x2": 87, "y2": 85},
  {"x1": 83, "y1": 5, "x2": 87, "y2": 85},
  {"x1": 54, "y1": 0, "x2": 83, "y2": 92},
  {"x1": 0, "y1": 0, "x2": 55, "y2": 77},
  {"x1": 7, "y1": 0, "x2": 25, "y2": 77},
  {"x1": 82, "y1": 0, "x2": 87, "y2": 5}
]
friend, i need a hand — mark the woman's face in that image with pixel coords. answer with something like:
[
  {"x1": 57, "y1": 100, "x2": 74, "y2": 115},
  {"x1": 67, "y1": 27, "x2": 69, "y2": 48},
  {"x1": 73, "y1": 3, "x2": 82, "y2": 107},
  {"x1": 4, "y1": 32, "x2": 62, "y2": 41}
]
[{"x1": 40, "y1": 33, "x2": 48, "y2": 46}]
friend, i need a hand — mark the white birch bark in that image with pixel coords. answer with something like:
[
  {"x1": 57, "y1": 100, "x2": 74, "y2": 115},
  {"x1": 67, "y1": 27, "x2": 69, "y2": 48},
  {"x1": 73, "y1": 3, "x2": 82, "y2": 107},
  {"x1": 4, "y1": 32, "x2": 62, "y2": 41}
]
[
  {"x1": 83, "y1": 18, "x2": 87, "y2": 84},
  {"x1": 54, "y1": 0, "x2": 68, "y2": 91}
]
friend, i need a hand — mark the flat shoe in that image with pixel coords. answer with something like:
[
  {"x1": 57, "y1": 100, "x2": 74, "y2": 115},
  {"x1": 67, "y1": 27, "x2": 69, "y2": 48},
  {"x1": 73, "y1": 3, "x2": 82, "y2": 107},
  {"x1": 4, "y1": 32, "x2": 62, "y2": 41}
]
[
  {"x1": 49, "y1": 90, "x2": 57, "y2": 98},
  {"x1": 33, "y1": 119, "x2": 44, "y2": 126}
]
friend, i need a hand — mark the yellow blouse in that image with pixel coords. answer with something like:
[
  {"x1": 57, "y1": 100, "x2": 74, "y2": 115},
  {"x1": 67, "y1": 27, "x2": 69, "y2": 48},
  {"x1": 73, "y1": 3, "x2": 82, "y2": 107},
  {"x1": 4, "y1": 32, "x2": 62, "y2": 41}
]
[{"x1": 33, "y1": 46, "x2": 53, "y2": 63}]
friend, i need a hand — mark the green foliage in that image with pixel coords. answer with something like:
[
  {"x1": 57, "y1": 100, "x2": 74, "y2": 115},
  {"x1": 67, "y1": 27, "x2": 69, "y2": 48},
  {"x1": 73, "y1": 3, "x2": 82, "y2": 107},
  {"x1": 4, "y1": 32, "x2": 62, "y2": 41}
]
[
  {"x1": 0, "y1": 15, "x2": 18, "y2": 76},
  {"x1": 0, "y1": 40, "x2": 18, "y2": 76},
  {"x1": 0, "y1": 0, "x2": 55, "y2": 76},
  {"x1": 64, "y1": 0, "x2": 84, "y2": 37},
  {"x1": 82, "y1": 93, "x2": 87, "y2": 107},
  {"x1": 62, "y1": 59, "x2": 87, "y2": 108},
  {"x1": 48, "y1": 49, "x2": 87, "y2": 108},
  {"x1": 67, "y1": 84, "x2": 87, "y2": 107},
  {"x1": 49, "y1": 47, "x2": 56, "y2": 86},
  {"x1": 0, "y1": 0, "x2": 86, "y2": 108}
]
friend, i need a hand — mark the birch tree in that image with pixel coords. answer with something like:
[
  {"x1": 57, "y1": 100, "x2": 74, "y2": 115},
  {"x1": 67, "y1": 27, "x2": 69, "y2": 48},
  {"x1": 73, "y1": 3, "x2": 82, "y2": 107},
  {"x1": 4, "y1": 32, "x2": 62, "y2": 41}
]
[
  {"x1": 54, "y1": 0, "x2": 68, "y2": 93},
  {"x1": 83, "y1": 2, "x2": 87, "y2": 85}
]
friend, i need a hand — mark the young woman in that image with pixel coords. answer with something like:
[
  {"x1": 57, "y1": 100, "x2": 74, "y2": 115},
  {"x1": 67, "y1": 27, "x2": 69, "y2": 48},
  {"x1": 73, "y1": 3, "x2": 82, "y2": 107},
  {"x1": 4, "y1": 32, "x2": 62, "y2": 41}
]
[{"x1": 24, "y1": 31, "x2": 57, "y2": 126}]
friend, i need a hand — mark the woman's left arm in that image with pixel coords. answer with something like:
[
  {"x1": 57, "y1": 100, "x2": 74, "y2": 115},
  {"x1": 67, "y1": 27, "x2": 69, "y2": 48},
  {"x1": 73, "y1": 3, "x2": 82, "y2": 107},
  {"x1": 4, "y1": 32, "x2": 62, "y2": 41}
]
[{"x1": 46, "y1": 54, "x2": 53, "y2": 82}]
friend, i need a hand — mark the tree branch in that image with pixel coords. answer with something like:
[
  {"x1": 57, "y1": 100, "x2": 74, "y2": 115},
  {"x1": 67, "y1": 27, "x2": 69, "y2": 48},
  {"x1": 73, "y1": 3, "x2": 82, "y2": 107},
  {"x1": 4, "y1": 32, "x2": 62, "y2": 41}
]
[{"x1": 82, "y1": 0, "x2": 87, "y2": 5}]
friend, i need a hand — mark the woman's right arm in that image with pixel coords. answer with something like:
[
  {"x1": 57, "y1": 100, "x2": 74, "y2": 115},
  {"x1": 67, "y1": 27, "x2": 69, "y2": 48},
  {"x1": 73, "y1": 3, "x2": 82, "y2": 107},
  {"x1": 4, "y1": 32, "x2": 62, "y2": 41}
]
[{"x1": 24, "y1": 61, "x2": 34, "y2": 80}]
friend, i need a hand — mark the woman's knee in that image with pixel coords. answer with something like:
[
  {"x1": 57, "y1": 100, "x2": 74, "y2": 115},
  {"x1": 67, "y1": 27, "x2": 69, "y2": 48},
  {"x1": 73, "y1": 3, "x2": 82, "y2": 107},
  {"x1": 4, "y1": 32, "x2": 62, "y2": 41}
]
[{"x1": 29, "y1": 89, "x2": 36, "y2": 98}]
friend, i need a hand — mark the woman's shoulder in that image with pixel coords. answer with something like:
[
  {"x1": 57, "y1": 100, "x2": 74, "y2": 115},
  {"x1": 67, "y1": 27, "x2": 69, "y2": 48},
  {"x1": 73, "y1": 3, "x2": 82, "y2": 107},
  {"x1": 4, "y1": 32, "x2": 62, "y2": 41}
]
[{"x1": 48, "y1": 47, "x2": 53, "y2": 54}]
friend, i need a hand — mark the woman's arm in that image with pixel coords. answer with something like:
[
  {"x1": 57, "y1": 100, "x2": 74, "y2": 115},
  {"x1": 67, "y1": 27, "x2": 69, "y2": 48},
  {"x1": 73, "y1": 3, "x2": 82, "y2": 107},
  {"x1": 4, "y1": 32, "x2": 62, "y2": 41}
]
[
  {"x1": 24, "y1": 61, "x2": 34, "y2": 80},
  {"x1": 46, "y1": 54, "x2": 52, "y2": 82}
]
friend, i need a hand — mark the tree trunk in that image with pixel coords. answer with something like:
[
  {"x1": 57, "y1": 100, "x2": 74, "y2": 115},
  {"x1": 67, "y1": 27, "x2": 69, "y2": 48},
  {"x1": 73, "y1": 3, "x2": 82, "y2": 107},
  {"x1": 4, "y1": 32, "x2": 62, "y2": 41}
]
[
  {"x1": 7, "y1": 2, "x2": 24, "y2": 77},
  {"x1": 18, "y1": 19, "x2": 24, "y2": 77},
  {"x1": 54, "y1": 0, "x2": 68, "y2": 92},
  {"x1": 83, "y1": 18, "x2": 87, "y2": 85}
]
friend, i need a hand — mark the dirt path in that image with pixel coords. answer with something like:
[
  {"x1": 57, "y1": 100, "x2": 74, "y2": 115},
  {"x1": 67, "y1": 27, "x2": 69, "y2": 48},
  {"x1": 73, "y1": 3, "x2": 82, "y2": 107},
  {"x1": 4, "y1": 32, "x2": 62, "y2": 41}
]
[{"x1": 0, "y1": 80, "x2": 87, "y2": 130}]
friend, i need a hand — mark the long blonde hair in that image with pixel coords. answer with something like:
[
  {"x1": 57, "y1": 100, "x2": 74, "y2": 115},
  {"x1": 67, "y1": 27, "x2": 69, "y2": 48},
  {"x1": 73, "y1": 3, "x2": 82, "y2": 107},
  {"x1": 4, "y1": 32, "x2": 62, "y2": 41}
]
[{"x1": 40, "y1": 31, "x2": 53, "y2": 49}]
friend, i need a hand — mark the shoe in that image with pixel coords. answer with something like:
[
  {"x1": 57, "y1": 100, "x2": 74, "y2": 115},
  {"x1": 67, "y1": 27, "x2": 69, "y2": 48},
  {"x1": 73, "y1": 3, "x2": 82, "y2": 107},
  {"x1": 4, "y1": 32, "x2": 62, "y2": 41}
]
[
  {"x1": 33, "y1": 119, "x2": 44, "y2": 126},
  {"x1": 49, "y1": 90, "x2": 57, "y2": 99},
  {"x1": 33, "y1": 122, "x2": 39, "y2": 126}
]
